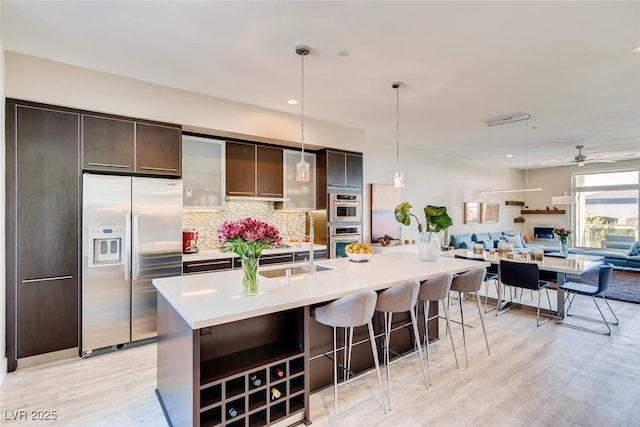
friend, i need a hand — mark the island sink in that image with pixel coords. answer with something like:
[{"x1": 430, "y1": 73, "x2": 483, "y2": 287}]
[{"x1": 259, "y1": 264, "x2": 335, "y2": 278}]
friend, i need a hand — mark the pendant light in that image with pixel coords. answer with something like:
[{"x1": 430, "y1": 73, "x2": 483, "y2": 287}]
[
  {"x1": 478, "y1": 113, "x2": 542, "y2": 194},
  {"x1": 392, "y1": 81, "x2": 405, "y2": 188},
  {"x1": 295, "y1": 45, "x2": 311, "y2": 182}
]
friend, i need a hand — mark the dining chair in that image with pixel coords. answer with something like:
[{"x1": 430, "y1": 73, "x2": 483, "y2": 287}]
[
  {"x1": 557, "y1": 263, "x2": 619, "y2": 335},
  {"x1": 498, "y1": 260, "x2": 554, "y2": 327}
]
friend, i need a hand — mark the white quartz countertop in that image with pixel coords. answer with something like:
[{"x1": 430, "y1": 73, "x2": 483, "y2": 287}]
[
  {"x1": 182, "y1": 244, "x2": 327, "y2": 262},
  {"x1": 153, "y1": 252, "x2": 490, "y2": 329}
]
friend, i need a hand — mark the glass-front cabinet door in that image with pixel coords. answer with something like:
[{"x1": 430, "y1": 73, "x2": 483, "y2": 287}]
[
  {"x1": 282, "y1": 149, "x2": 316, "y2": 209},
  {"x1": 182, "y1": 135, "x2": 224, "y2": 210}
]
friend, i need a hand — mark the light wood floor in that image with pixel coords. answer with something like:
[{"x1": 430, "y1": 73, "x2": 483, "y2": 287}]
[{"x1": 2, "y1": 291, "x2": 639, "y2": 427}]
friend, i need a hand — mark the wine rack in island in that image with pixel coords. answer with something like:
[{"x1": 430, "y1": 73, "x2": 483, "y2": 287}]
[{"x1": 198, "y1": 308, "x2": 308, "y2": 427}]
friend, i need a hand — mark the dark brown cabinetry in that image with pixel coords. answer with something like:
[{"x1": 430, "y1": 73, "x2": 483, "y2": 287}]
[
  {"x1": 293, "y1": 249, "x2": 327, "y2": 262},
  {"x1": 226, "y1": 142, "x2": 283, "y2": 198},
  {"x1": 82, "y1": 115, "x2": 135, "y2": 172},
  {"x1": 326, "y1": 151, "x2": 362, "y2": 189},
  {"x1": 256, "y1": 146, "x2": 284, "y2": 198},
  {"x1": 82, "y1": 114, "x2": 181, "y2": 177},
  {"x1": 6, "y1": 102, "x2": 80, "y2": 368},
  {"x1": 183, "y1": 258, "x2": 234, "y2": 275},
  {"x1": 316, "y1": 149, "x2": 364, "y2": 209},
  {"x1": 345, "y1": 153, "x2": 363, "y2": 189},
  {"x1": 185, "y1": 250, "x2": 326, "y2": 274},
  {"x1": 327, "y1": 151, "x2": 347, "y2": 188},
  {"x1": 157, "y1": 297, "x2": 308, "y2": 427},
  {"x1": 136, "y1": 123, "x2": 182, "y2": 175},
  {"x1": 226, "y1": 142, "x2": 257, "y2": 197}
]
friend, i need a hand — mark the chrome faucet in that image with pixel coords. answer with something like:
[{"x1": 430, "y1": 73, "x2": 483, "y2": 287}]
[{"x1": 297, "y1": 209, "x2": 315, "y2": 274}]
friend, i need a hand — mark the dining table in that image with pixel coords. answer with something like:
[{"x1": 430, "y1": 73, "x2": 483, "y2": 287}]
[{"x1": 442, "y1": 249, "x2": 604, "y2": 318}]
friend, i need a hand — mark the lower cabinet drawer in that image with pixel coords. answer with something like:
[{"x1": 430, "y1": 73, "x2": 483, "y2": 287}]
[
  {"x1": 183, "y1": 259, "x2": 233, "y2": 274},
  {"x1": 294, "y1": 249, "x2": 327, "y2": 261}
]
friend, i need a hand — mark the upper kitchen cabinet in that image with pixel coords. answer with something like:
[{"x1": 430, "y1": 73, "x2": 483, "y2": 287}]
[
  {"x1": 277, "y1": 149, "x2": 316, "y2": 210},
  {"x1": 256, "y1": 145, "x2": 284, "y2": 198},
  {"x1": 183, "y1": 135, "x2": 225, "y2": 209},
  {"x1": 82, "y1": 114, "x2": 181, "y2": 177},
  {"x1": 226, "y1": 141, "x2": 284, "y2": 199},
  {"x1": 226, "y1": 141, "x2": 256, "y2": 197},
  {"x1": 82, "y1": 115, "x2": 135, "y2": 172},
  {"x1": 326, "y1": 150, "x2": 363, "y2": 189},
  {"x1": 316, "y1": 149, "x2": 363, "y2": 208},
  {"x1": 6, "y1": 101, "x2": 80, "y2": 369},
  {"x1": 135, "y1": 123, "x2": 181, "y2": 176},
  {"x1": 345, "y1": 153, "x2": 363, "y2": 189}
]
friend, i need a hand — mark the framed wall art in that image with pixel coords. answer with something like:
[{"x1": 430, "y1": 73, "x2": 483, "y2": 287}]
[
  {"x1": 464, "y1": 202, "x2": 480, "y2": 224},
  {"x1": 481, "y1": 202, "x2": 499, "y2": 224},
  {"x1": 370, "y1": 183, "x2": 402, "y2": 243}
]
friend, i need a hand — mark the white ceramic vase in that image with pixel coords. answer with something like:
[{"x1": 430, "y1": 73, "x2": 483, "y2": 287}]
[{"x1": 417, "y1": 232, "x2": 441, "y2": 261}]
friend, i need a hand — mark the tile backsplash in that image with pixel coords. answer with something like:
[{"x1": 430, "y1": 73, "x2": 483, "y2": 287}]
[{"x1": 183, "y1": 201, "x2": 304, "y2": 250}]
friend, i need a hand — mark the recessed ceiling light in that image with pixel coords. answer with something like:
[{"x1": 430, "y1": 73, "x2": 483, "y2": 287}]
[
  {"x1": 506, "y1": 154, "x2": 514, "y2": 158},
  {"x1": 338, "y1": 50, "x2": 349, "y2": 57},
  {"x1": 287, "y1": 99, "x2": 299, "y2": 105},
  {"x1": 634, "y1": 46, "x2": 640, "y2": 53}
]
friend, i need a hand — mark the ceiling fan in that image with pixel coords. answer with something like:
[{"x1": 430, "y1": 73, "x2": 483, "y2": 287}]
[{"x1": 536, "y1": 145, "x2": 637, "y2": 167}]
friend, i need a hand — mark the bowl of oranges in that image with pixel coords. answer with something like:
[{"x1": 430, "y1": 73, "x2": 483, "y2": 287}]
[{"x1": 344, "y1": 242, "x2": 374, "y2": 262}]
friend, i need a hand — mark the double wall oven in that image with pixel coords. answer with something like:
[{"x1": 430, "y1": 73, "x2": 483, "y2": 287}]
[
  {"x1": 329, "y1": 225, "x2": 362, "y2": 258},
  {"x1": 329, "y1": 193, "x2": 362, "y2": 223}
]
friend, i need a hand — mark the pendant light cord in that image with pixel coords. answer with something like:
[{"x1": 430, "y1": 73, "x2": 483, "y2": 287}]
[
  {"x1": 396, "y1": 84, "x2": 400, "y2": 168},
  {"x1": 300, "y1": 51, "x2": 305, "y2": 160},
  {"x1": 525, "y1": 121, "x2": 529, "y2": 189}
]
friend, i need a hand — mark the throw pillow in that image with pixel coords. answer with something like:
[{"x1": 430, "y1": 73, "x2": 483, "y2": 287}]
[
  {"x1": 519, "y1": 233, "x2": 528, "y2": 248},
  {"x1": 628, "y1": 241, "x2": 640, "y2": 257},
  {"x1": 503, "y1": 233, "x2": 523, "y2": 248}
]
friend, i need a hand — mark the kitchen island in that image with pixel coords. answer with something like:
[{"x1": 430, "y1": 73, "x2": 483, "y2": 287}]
[{"x1": 153, "y1": 252, "x2": 490, "y2": 427}]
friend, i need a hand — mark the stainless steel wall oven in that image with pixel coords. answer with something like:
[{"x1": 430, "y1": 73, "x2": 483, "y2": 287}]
[
  {"x1": 328, "y1": 225, "x2": 362, "y2": 258},
  {"x1": 329, "y1": 193, "x2": 362, "y2": 223}
]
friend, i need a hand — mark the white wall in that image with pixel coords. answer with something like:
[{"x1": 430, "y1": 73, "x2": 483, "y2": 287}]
[
  {"x1": 362, "y1": 133, "x2": 525, "y2": 244},
  {"x1": 1, "y1": 2, "x2": 8, "y2": 382},
  {"x1": 4, "y1": 52, "x2": 366, "y2": 152}
]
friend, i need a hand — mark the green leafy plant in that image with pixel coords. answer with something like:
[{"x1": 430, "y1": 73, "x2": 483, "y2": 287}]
[{"x1": 394, "y1": 202, "x2": 453, "y2": 233}]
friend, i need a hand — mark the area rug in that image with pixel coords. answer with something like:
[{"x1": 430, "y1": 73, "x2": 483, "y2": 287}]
[{"x1": 578, "y1": 268, "x2": 640, "y2": 304}]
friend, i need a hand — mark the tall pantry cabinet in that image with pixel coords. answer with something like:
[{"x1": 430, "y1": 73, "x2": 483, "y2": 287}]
[{"x1": 5, "y1": 101, "x2": 80, "y2": 371}]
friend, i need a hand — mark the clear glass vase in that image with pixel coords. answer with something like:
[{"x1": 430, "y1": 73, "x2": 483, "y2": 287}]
[
  {"x1": 560, "y1": 240, "x2": 569, "y2": 258},
  {"x1": 241, "y1": 255, "x2": 260, "y2": 296},
  {"x1": 417, "y1": 232, "x2": 441, "y2": 261}
]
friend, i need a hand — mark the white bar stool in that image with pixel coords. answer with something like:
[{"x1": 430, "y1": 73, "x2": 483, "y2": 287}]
[
  {"x1": 418, "y1": 273, "x2": 459, "y2": 385},
  {"x1": 450, "y1": 267, "x2": 490, "y2": 368},
  {"x1": 375, "y1": 280, "x2": 429, "y2": 410},
  {"x1": 314, "y1": 291, "x2": 387, "y2": 422}
]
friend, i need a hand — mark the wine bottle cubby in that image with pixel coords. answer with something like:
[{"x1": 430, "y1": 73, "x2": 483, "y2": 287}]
[{"x1": 198, "y1": 307, "x2": 308, "y2": 427}]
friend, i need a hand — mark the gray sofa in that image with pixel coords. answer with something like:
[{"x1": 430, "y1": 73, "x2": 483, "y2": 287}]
[{"x1": 449, "y1": 231, "x2": 640, "y2": 269}]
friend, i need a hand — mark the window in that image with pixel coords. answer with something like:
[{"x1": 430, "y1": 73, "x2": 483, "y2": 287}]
[{"x1": 573, "y1": 169, "x2": 639, "y2": 248}]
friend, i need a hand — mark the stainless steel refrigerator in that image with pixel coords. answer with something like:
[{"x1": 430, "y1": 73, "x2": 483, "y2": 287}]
[{"x1": 82, "y1": 173, "x2": 182, "y2": 355}]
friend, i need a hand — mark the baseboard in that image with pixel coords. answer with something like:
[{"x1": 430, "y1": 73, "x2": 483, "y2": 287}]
[{"x1": 16, "y1": 347, "x2": 78, "y2": 369}]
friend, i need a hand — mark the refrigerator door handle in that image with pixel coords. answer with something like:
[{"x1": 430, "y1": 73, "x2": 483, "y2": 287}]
[
  {"x1": 132, "y1": 211, "x2": 139, "y2": 281},
  {"x1": 125, "y1": 210, "x2": 132, "y2": 282}
]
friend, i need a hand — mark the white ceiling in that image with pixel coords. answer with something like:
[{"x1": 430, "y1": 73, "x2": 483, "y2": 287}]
[{"x1": 2, "y1": 1, "x2": 640, "y2": 169}]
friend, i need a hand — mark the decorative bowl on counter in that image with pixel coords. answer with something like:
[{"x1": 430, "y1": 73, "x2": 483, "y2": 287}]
[{"x1": 346, "y1": 252, "x2": 372, "y2": 262}]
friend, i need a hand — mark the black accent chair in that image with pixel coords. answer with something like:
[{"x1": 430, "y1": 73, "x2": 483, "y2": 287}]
[
  {"x1": 498, "y1": 260, "x2": 554, "y2": 326},
  {"x1": 557, "y1": 264, "x2": 619, "y2": 335}
]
